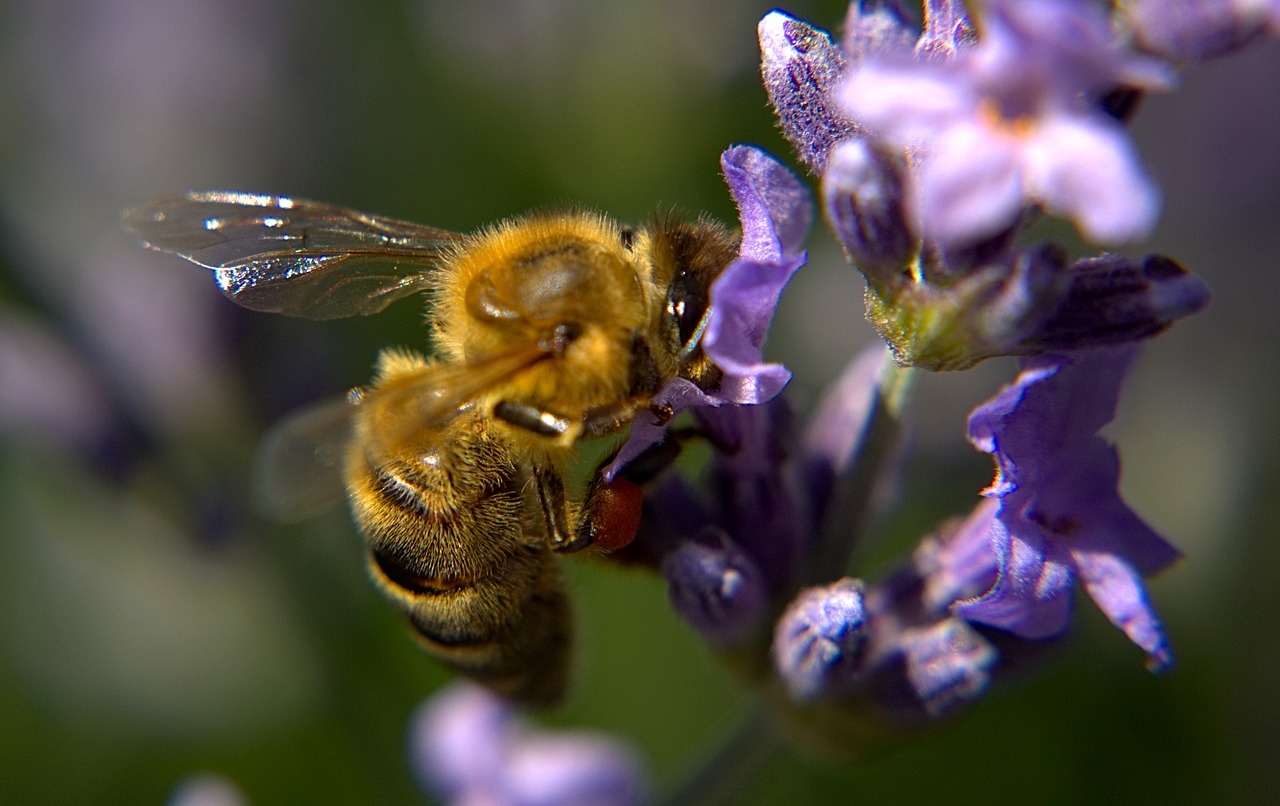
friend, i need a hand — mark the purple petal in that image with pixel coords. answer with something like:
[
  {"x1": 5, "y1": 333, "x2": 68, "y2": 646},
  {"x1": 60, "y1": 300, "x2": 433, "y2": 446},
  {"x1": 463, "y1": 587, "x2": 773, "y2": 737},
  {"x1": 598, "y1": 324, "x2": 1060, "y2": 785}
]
[
  {"x1": 802, "y1": 343, "x2": 890, "y2": 478},
  {"x1": 1071, "y1": 548, "x2": 1174, "y2": 672},
  {"x1": 840, "y1": 62, "x2": 975, "y2": 146},
  {"x1": 409, "y1": 683, "x2": 514, "y2": 798},
  {"x1": 914, "y1": 118, "x2": 1026, "y2": 245},
  {"x1": 918, "y1": 498, "x2": 1002, "y2": 610},
  {"x1": 1032, "y1": 439, "x2": 1182, "y2": 574},
  {"x1": 720, "y1": 145, "x2": 812, "y2": 262},
  {"x1": 702, "y1": 255, "x2": 805, "y2": 404},
  {"x1": 955, "y1": 517, "x2": 1075, "y2": 639},
  {"x1": 966, "y1": 360, "x2": 1060, "y2": 496},
  {"x1": 978, "y1": 0, "x2": 1174, "y2": 93},
  {"x1": 602, "y1": 379, "x2": 716, "y2": 480},
  {"x1": 504, "y1": 733, "x2": 647, "y2": 806},
  {"x1": 968, "y1": 346, "x2": 1138, "y2": 495},
  {"x1": 1024, "y1": 114, "x2": 1160, "y2": 244}
]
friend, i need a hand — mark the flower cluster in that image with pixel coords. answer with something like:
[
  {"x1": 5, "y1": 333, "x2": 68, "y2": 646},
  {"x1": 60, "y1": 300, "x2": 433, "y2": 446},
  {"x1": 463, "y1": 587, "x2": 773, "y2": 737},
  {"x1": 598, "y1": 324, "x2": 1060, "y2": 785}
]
[
  {"x1": 761, "y1": 0, "x2": 1210, "y2": 370},
  {"x1": 411, "y1": 0, "x2": 1260, "y2": 795}
]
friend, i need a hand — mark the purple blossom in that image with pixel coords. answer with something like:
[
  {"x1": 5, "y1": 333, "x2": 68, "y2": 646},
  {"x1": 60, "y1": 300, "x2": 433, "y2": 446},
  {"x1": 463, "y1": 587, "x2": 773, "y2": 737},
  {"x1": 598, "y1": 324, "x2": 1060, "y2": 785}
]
[
  {"x1": 410, "y1": 683, "x2": 647, "y2": 806},
  {"x1": 957, "y1": 346, "x2": 1181, "y2": 670},
  {"x1": 605, "y1": 145, "x2": 811, "y2": 477},
  {"x1": 840, "y1": 0, "x2": 1173, "y2": 246},
  {"x1": 821, "y1": 138, "x2": 914, "y2": 275},
  {"x1": 624, "y1": 346, "x2": 889, "y2": 645}
]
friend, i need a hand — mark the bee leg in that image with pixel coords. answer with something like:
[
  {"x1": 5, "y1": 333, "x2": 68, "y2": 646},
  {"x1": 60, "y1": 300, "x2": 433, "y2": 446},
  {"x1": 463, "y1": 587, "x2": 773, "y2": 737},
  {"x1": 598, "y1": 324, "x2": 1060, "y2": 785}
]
[
  {"x1": 492, "y1": 401, "x2": 580, "y2": 443},
  {"x1": 535, "y1": 465, "x2": 644, "y2": 555},
  {"x1": 579, "y1": 399, "x2": 674, "y2": 439},
  {"x1": 533, "y1": 467, "x2": 589, "y2": 555}
]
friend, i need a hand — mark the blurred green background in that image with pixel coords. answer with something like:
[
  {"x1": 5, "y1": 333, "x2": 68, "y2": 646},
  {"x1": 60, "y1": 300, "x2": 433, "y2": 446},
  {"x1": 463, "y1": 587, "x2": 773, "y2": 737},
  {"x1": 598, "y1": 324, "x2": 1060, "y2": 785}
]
[{"x1": 2, "y1": 1, "x2": 1278, "y2": 803}]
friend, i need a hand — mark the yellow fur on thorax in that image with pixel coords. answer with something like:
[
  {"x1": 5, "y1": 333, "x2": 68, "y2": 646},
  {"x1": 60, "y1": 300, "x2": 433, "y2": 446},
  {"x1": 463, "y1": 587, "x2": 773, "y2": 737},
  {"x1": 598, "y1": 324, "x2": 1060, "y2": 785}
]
[{"x1": 426, "y1": 209, "x2": 653, "y2": 418}]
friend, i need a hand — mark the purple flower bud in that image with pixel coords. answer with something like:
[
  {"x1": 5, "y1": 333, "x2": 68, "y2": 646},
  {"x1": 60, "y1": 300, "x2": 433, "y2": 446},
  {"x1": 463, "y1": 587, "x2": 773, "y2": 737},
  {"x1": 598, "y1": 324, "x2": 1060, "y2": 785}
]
[
  {"x1": 899, "y1": 618, "x2": 997, "y2": 716},
  {"x1": 1121, "y1": 0, "x2": 1279, "y2": 61},
  {"x1": 822, "y1": 139, "x2": 915, "y2": 277},
  {"x1": 410, "y1": 683, "x2": 647, "y2": 806},
  {"x1": 758, "y1": 10, "x2": 858, "y2": 173},
  {"x1": 773, "y1": 579, "x2": 867, "y2": 701},
  {"x1": 1018, "y1": 253, "x2": 1210, "y2": 353},
  {"x1": 662, "y1": 527, "x2": 769, "y2": 645}
]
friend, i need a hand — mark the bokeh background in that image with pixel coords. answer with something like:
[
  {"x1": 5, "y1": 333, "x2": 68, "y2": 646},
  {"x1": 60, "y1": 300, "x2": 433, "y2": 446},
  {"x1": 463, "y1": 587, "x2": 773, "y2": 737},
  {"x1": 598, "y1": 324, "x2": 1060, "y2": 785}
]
[{"x1": 2, "y1": 1, "x2": 1278, "y2": 803}]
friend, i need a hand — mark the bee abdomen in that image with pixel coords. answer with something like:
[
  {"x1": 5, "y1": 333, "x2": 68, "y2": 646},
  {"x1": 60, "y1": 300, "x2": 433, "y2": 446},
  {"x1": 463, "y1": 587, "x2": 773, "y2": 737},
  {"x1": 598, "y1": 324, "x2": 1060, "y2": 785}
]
[{"x1": 368, "y1": 546, "x2": 571, "y2": 706}]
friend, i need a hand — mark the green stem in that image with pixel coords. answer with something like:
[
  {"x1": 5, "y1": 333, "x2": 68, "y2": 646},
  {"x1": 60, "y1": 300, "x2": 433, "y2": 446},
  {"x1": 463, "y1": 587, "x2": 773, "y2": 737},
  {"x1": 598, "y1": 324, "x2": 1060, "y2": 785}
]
[{"x1": 658, "y1": 702, "x2": 783, "y2": 806}]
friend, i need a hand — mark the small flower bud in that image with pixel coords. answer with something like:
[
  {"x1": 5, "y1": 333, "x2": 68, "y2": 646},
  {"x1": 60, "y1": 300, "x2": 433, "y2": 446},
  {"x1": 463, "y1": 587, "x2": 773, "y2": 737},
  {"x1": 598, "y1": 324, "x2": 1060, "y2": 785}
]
[
  {"x1": 823, "y1": 139, "x2": 915, "y2": 278},
  {"x1": 773, "y1": 578, "x2": 867, "y2": 701},
  {"x1": 899, "y1": 618, "x2": 997, "y2": 716},
  {"x1": 1017, "y1": 253, "x2": 1210, "y2": 354},
  {"x1": 758, "y1": 10, "x2": 857, "y2": 173},
  {"x1": 662, "y1": 528, "x2": 768, "y2": 645}
]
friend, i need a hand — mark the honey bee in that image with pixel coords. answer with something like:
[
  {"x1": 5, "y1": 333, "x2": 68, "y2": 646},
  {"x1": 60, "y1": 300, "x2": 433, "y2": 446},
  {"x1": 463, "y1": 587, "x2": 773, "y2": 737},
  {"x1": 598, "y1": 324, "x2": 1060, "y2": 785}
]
[{"x1": 124, "y1": 192, "x2": 739, "y2": 705}]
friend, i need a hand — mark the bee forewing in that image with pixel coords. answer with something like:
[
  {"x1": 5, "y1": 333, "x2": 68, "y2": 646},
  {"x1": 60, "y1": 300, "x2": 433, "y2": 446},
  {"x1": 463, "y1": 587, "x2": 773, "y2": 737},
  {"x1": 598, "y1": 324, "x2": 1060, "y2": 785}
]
[
  {"x1": 359, "y1": 343, "x2": 556, "y2": 467},
  {"x1": 253, "y1": 396, "x2": 355, "y2": 521},
  {"x1": 123, "y1": 191, "x2": 470, "y2": 319}
]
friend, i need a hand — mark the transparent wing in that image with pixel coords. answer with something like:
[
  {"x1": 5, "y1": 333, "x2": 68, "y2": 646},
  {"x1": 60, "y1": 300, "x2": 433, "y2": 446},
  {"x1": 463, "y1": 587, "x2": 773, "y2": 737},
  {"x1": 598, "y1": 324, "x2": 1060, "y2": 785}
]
[
  {"x1": 254, "y1": 343, "x2": 553, "y2": 521},
  {"x1": 123, "y1": 191, "x2": 470, "y2": 319},
  {"x1": 253, "y1": 396, "x2": 355, "y2": 521}
]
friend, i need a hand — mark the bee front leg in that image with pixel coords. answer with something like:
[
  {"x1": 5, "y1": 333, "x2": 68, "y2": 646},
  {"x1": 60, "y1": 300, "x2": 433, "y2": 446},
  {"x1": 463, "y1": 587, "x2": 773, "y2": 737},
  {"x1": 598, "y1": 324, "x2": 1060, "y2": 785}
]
[{"x1": 579, "y1": 399, "x2": 674, "y2": 439}]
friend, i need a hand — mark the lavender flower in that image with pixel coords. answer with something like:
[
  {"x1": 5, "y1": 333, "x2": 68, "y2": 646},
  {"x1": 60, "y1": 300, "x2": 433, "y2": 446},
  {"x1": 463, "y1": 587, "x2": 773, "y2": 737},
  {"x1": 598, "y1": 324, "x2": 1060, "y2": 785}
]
[
  {"x1": 759, "y1": 3, "x2": 1207, "y2": 373},
  {"x1": 411, "y1": 683, "x2": 647, "y2": 806},
  {"x1": 624, "y1": 345, "x2": 890, "y2": 650},
  {"x1": 605, "y1": 144, "x2": 811, "y2": 475},
  {"x1": 959, "y1": 346, "x2": 1181, "y2": 670},
  {"x1": 841, "y1": 0, "x2": 1173, "y2": 247}
]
